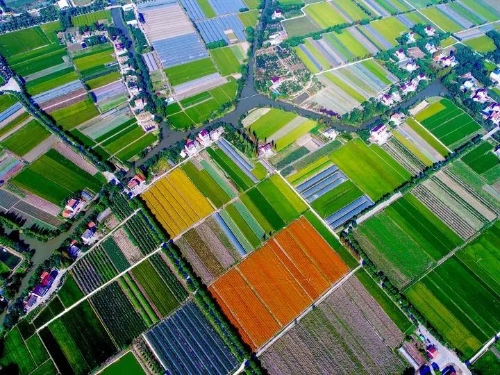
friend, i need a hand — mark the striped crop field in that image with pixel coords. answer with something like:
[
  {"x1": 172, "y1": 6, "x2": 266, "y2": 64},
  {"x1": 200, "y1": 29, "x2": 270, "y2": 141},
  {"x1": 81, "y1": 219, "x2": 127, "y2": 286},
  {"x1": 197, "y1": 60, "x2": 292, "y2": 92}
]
[
  {"x1": 142, "y1": 168, "x2": 214, "y2": 237},
  {"x1": 415, "y1": 98, "x2": 482, "y2": 148},
  {"x1": 209, "y1": 216, "x2": 349, "y2": 351}
]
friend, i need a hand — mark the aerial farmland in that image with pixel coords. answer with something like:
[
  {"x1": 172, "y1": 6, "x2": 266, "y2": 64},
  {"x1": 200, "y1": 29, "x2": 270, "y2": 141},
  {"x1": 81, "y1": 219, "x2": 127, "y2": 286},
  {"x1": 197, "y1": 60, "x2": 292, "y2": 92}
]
[{"x1": 1, "y1": 0, "x2": 500, "y2": 374}]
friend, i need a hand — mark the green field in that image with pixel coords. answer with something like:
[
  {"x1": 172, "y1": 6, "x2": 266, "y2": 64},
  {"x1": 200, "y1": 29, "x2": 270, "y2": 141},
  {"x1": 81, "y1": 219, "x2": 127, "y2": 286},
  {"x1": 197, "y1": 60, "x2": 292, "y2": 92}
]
[
  {"x1": 101, "y1": 126, "x2": 145, "y2": 154},
  {"x1": 207, "y1": 147, "x2": 254, "y2": 191},
  {"x1": 26, "y1": 68, "x2": 79, "y2": 96},
  {"x1": 288, "y1": 156, "x2": 332, "y2": 185},
  {"x1": 461, "y1": 141, "x2": 499, "y2": 176},
  {"x1": 416, "y1": 99, "x2": 481, "y2": 147},
  {"x1": 421, "y1": 6, "x2": 463, "y2": 32},
  {"x1": 367, "y1": 16, "x2": 407, "y2": 46},
  {"x1": 100, "y1": 352, "x2": 145, "y2": 375},
  {"x1": 12, "y1": 149, "x2": 103, "y2": 204},
  {"x1": 131, "y1": 260, "x2": 179, "y2": 317},
  {"x1": 0, "y1": 327, "x2": 37, "y2": 375},
  {"x1": 311, "y1": 180, "x2": 364, "y2": 218},
  {"x1": 165, "y1": 58, "x2": 218, "y2": 86},
  {"x1": 182, "y1": 161, "x2": 231, "y2": 208},
  {"x1": 305, "y1": 2, "x2": 347, "y2": 29},
  {"x1": 406, "y1": 252, "x2": 500, "y2": 358},
  {"x1": 259, "y1": 174, "x2": 307, "y2": 223},
  {"x1": 239, "y1": 9, "x2": 260, "y2": 28},
  {"x1": 73, "y1": 46, "x2": 115, "y2": 77},
  {"x1": 0, "y1": 119, "x2": 50, "y2": 156},
  {"x1": 247, "y1": 108, "x2": 297, "y2": 139},
  {"x1": 86, "y1": 71, "x2": 121, "y2": 89},
  {"x1": 0, "y1": 94, "x2": 18, "y2": 112},
  {"x1": 58, "y1": 274, "x2": 84, "y2": 308},
  {"x1": 329, "y1": 139, "x2": 411, "y2": 201},
  {"x1": 354, "y1": 194, "x2": 462, "y2": 287},
  {"x1": 465, "y1": 35, "x2": 496, "y2": 53},
  {"x1": 115, "y1": 134, "x2": 157, "y2": 162},
  {"x1": 71, "y1": 10, "x2": 112, "y2": 27},
  {"x1": 356, "y1": 269, "x2": 413, "y2": 333},
  {"x1": 196, "y1": 0, "x2": 216, "y2": 17},
  {"x1": 282, "y1": 16, "x2": 321, "y2": 37},
  {"x1": 50, "y1": 98, "x2": 99, "y2": 130},
  {"x1": 210, "y1": 47, "x2": 241, "y2": 76},
  {"x1": 46, "y1": 300, "x2": 117, "y2": 374},
  {"x1": 406, "y1": 117, "x2": 449, "y2": 157},
  {"x1": 226, "y1": 204, "x2": 261, "y2": 248},
  {"x1": 0, "y1": 26, "x2": 49, "y2": 58},
  {"x1": 0, "y1": 110, "x2": 28, "y2": 138}
]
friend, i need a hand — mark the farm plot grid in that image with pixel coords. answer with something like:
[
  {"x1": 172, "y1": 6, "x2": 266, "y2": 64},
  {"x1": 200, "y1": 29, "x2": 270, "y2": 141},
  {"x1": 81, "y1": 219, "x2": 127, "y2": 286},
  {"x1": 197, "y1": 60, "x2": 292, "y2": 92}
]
[
  {"x1": 354, "y1": 194, "x2": 463, "y2": 288},
  {"x1": 461, "y1": 141, "x2": 500, "y2": 184},
  {"x1": 406, "y1": 224, "x2": 500, "y2": 358},
  {"x1": 306, "y1": 59, "x2": 398, "y2": 115},
  {"x1": 415, "y1": 99, "x2": 482, "y2": 148},
  {"x1": 142, "y1": 168, "x2": 214, "y2": 238},
  {"x1": 260, "y1": 274, "x2": 405, "y2": 375},
  {"x1": 304, "y1": 0, "x2": 372, "y2": 31},
  {"x1": 209, "y1": 217, "x2": 349, "y2": 351}
]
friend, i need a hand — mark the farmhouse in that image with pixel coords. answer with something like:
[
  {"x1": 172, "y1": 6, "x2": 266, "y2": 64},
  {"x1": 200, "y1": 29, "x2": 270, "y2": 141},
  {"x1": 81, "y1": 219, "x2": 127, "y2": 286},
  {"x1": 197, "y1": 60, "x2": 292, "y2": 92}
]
[
  {"x1": 482, "y1": 102, "x2": 500, "y2": 125},
  {"x1": 470, "y1": 88, "x2": 490, "y2": 103},
  {"x1": 425, "y1": 42, "x2": 437, "y2": 54},
  {"x1": 490, "y1": 68, "x2": 500, "y2": 85},
  {"x1": 66, "y1": 241, "x2": 81, "y2": 260},
  {"x1": 197, "y1": 129, "x2": 211, "y2": 146},
  {"x1": 31, "y1": 269, "x2": 59, "y2": 297},
  {"x1": 126, "y1": 174, "x2": 146, "y2": 196},
  {"x1": 394, "y1": 49, "x2": 407, "y2": 62},
  {"x1": 271, "y1": 9, "x2": 284, "y2": 20},
  {"x1": 405, "y1": 60, "x2": 418, "y2": 72},
  {"x1": 390, "y1": 113, "x2": 406, "y2": 126},
  {"x1": 369, "y1": 124, "x2": 390, "y2": 145},
  {"x1": 81, "y1": 222, "x2": 97, "y2": 245},
  {"x1": 209, "y1": 126, "x2": 224, "y2": 141},
  {"x1": 322, "y1": 128, "x2": 338, "y2": 140},
  {"x1": 424, "y1": 25, "x2": 436, "y2": 36},
  {"x1": 426, "y1": 345, "x2": 439, "y2": 360},
  {"x1": 258, "y1": 143, "x2": 273, "y2": 157},
  {"x1": 406, "y1": 32, "x2": 416, "y2": 44}
]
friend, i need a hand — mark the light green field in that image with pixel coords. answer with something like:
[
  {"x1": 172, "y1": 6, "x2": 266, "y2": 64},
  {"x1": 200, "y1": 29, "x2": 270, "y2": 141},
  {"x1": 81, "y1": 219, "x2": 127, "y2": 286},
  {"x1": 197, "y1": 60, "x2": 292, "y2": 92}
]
[
  {"x1": 248, "y1": 108, "x2": 297, "y2": 139},
  {"x1": 86, "y1": 71, "x2": 121, "y2": 89},
  {"x1": 165, "y1": 58, "x2": 218, "y2": 86},
  {"x1": 334, "y1": 0, "x2": 370, "y2": 20},
  {"x1": 0, "y1": 94, "x2": 18, "y2": 112},
  {"x1": 421, "y1": 6, "x2": 463, "y2": 32},
  {"x1": 239, "y1": 10, "x2": 259, "y2": 28},
  {"x1": 305, "y1": 2, "x2": 347, "y2": 29},
  {"x1": 368, "y1": 17, "x2": 407, "y2": 46},
  {"x1": 26, "y1": 68, "x2": 79, "y2": 96},
  {"x1": 50, "y1": 98, "x2": 99, "y2": 130},
  {"x1": 323, "y1": 72, "x2": 366, "y2": 103},
  {"x1": 210, "y1": 47, "x2": 241, "y2": 76},
  {"x1": 275, "y1": 119, "x2": 317, "y2": 151},
  {"x1": 73, "y1": 47, "x2": 115, "y2": 75},
  {"x1": 282, "y1": 16, "x2": 321, "y2": 37},
  {"x1": 465, "y1": 35, "x2": 496, "y2": 53},
  {"x1": 71, "y1": 10, "x2": 112, "y2": 27},
  {"x1": 329, "y1": 139, "x2": 411, "y2": 200}
]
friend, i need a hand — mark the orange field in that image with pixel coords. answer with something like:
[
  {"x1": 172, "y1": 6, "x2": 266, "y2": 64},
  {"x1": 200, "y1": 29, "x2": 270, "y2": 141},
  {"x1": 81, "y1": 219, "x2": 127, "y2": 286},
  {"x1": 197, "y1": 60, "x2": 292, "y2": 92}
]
[
  {"x1": 209, "y1": 216, "x2": 349, "y2": 350},
  {"x1": 142, "y1": 169, "x2": 213, "y2": 237}
]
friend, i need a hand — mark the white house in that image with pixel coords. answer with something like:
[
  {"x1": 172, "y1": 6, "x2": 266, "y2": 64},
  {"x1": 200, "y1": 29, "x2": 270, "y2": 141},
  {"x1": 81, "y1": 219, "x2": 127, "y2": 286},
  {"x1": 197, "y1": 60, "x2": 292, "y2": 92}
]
[
  {"x1": 405, "y1": 60, "x2": 418, "y2": 72},
  {"x1": 394, "y1": 49, "x2": 407, "y2": 62},
  {"x1": 425, "y1": 42, "x2": 437, "y2": 54},
  {"x1": 424, "y1": 26, "x2": 436, "y2": 37},
  {"x1": 369, "y1": 124, "x2": 391, "y2": 145},
  {"x1": 322, "y1": 128, "x2": 338, "y2": 140},
  {"x1": 490, "y1": 68, "x2": 500, "y2": 85},
  {"x1": 390, "y1": 113, "x2": 406, "y2": 126}
]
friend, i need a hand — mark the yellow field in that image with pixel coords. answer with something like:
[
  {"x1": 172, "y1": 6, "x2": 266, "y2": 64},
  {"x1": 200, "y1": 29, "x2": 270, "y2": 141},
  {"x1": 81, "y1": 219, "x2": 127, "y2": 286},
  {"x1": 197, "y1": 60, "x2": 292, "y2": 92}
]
[{"x1": 142, "y1": 169, "x2": 213, "y2": 237}]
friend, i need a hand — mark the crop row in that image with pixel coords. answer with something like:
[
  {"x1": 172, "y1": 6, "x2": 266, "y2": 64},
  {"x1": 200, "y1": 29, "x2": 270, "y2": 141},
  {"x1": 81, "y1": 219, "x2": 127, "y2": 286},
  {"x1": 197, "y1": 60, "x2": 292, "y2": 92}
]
[
  {"x1": 90, "y1": 282, "x2": 147, "y2": 348},
  {"x1": 412, "y1": 185, "x2": 475, "y2": 239},
  {"x1": 72, "y1": 248, "x2": 117, "y2": 294},
  {"x1": 382, "y1": 138, "x2": 424, "y2": 175},
  {"x1": 101, "y1": 238, "x2": 131, "y2": 272},
  {"x1": 149, "y1": 253, "x2": 188, "y2": 302},
  {"x1": 124, "y1": 214, "x2": 158, "y2": 255},
  {"x1": 118, "y1": 275, "x2": 158, "y2": 326},
  {"x1": 261, "y1": 276, "x2": 405, "y2": 374},
  {"x1": 111, "y1": 193, "x2": 135, "y2": 220}
]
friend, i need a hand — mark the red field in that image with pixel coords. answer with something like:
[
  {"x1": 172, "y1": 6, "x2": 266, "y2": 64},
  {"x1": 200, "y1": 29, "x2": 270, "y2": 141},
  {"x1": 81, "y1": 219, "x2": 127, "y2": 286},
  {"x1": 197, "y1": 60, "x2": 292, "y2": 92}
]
[{"x1": 209, "y1": 217, "x2": 348, "y2": 350}]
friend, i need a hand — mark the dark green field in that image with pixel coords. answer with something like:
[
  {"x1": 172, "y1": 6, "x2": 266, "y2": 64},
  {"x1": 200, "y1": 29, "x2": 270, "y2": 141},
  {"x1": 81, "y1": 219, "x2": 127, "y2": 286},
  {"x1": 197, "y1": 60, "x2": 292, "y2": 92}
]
[
  {"x1": 100, "y1": 352, "x2": 145, "y2": 375},
  {"x1": 58, "y1": 274, "x2": 84, "y2": 308},
  {"x1": 182, "y1": 161, "x2": 231, "y2": 208},
  {"x1": 462, "y1": 141, "x2": 499, "y2": 175},
  {"x1": 311, "y1": 180, "x2": 364, "y2": 218},
  {"x1": 207, "y1": 147, "x2": 254, "y2": 191},
  {"x1": 164, "y1": 58, "x2": 218, "y2": 86}
]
